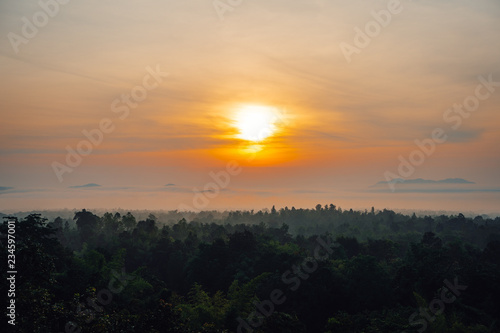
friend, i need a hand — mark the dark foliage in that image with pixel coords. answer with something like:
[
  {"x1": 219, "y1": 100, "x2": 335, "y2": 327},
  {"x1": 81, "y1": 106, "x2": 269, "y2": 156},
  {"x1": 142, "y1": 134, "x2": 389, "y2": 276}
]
[{"x1": 1, "y1": 206, "x2": 499, "y2": 332}]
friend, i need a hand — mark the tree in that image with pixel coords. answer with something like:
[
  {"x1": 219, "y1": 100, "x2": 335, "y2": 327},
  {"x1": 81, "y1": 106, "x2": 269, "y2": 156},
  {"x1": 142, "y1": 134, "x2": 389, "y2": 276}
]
[
  {"x1": 74, "y1": 209, "x2": 101, "y2": 243},
  {"x1": 102, "y1": 212, "x2": 123, "y2": 236},
  {"x1": 0, "y1": 215, "x2": 67, "y2": 331},
  {"x1": 122, "y1": 212, "x2": 137, "y2": 231}
]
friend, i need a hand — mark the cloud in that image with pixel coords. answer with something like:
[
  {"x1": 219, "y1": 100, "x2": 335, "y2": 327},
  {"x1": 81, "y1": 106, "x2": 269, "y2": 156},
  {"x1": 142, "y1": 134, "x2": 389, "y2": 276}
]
[
  {"x1": 369, "y1": 188, "x2": 500, "y2": 194},
  {"x1": 160, "y1": 185, "x2": 191, "y2": 193},
  {"x1": 0, "y1": 188, "x2": 51, "y2": 195},
  {"x1": 373, "y1": 178, "x2": 475, "y2": 186},
  {"x1": 69, "y1": 183, "x2": 102, "y2": 189},
  {"x1": 446, "y1": 129, "x2": 484, "y2": 143},
  {"x1": 368, "y1": 177, "x2": 491, "y2": 194}
]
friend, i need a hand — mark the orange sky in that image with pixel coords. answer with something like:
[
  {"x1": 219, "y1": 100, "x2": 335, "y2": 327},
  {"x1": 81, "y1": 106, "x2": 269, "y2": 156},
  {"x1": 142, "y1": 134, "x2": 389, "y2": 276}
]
[{"x1": 1, "y1": 0, "x2": 500, "y2": 214}]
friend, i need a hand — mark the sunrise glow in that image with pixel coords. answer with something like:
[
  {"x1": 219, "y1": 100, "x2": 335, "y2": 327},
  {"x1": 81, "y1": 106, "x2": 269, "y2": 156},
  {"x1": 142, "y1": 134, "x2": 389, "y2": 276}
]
[{"x1": 233, "y1": 105, "x2": 282, "y2": 142}]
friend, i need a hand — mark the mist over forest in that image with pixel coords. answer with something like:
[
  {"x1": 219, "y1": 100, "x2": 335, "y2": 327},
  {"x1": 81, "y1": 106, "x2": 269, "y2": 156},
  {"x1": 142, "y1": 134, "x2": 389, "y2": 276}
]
[{"x1": 2, "y1": 205, "x2": 500, "y2": 332}]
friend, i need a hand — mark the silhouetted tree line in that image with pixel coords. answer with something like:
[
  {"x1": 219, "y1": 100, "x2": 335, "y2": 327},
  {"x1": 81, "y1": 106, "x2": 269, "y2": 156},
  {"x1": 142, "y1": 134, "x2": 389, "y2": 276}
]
[{"x1": 1, "y1": 205, "x2": 500, "y2": 332}]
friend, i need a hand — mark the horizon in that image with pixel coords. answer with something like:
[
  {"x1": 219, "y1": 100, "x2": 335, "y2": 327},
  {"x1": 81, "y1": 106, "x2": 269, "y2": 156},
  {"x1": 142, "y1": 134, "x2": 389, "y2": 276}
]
[{"x1": 2, "y1": 205, "x2": 499, "y2": 221}]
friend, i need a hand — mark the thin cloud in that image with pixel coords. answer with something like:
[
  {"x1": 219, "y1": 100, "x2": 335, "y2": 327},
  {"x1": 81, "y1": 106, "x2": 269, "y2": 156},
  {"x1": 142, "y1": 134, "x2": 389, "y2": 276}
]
[
  {"x1": 373, "y1": 178, "x2": 475, "y2": 187},
  {"x1": 369, "y1": 188, "x2": 500, "y2": 194},
  {"x1": 446, "y1": 129, "x2": 484, "y2": 143},
  {"x1": 69, "y1": 183, "x2": 102, "y2": 189}
]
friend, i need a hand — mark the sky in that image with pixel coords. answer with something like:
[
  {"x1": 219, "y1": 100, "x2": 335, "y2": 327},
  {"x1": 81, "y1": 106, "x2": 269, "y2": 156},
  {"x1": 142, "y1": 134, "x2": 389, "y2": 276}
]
[{"x1": 1, "y1": 0, "x2": 500, "y2": 214}]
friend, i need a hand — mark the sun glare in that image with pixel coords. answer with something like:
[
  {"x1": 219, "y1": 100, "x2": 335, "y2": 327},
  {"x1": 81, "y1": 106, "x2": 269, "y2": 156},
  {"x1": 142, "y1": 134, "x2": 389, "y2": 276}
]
[{"x1": 234, "y1": 105, "x2": 281, "y2": 142}]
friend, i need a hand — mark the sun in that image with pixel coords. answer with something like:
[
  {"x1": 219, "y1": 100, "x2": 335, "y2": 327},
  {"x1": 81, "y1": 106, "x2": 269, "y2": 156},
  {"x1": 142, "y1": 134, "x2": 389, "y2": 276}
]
[{"x1": 233, "y1": 105, "x2": 281, "y2": 142}]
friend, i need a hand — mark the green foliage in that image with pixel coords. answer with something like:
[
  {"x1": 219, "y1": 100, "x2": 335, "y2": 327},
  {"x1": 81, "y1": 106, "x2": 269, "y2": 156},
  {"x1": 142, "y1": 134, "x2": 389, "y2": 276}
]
[
  {"x1": 3, "y1": 208, "x2": 500, "y2": 332},
  {"x1": 179, "y1": 283, "x2": 229, "y2": 329}
]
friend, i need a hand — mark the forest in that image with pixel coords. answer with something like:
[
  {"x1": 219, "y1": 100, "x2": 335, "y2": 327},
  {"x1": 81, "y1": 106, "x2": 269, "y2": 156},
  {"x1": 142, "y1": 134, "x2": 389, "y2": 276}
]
[{"x1": 1, "y1": 205, "x2": 500, "y2": 332}]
